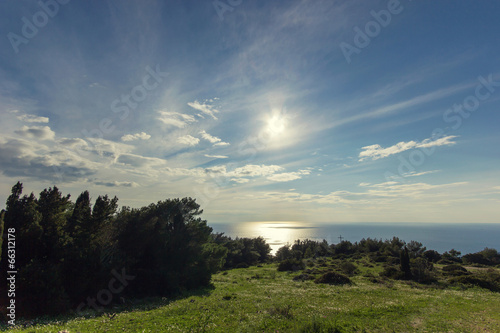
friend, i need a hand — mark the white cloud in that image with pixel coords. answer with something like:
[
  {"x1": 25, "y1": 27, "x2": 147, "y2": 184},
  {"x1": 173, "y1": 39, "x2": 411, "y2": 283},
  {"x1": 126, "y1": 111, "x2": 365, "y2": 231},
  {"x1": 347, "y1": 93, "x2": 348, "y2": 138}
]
[
  {"x1": 188, "y1": 100, "x2": 219, "y2": 120},
  {"x1": 403, "y1": 170, "x2": 440, "y2": 177},
  {"x1": 200, "y1": 130, "x2": 221, "y2": 143},
  {"x1": 14, "y1": 125, "x2": 55, "y2": 141},
  {"x1": 157, "y1": 110, "x2": 196, "y2": 128},
  {"x1": 200, "y1": 130, "x2": 230, "y2": 146},
  {"x1": 231, "y1": 164, "x2": 284, "y2": 177},
  {"x1": 17, "y1": 114, "x2": 49, "y2": 123},
  {"x1": 267, "y1": 169, "x2": 311, "y2": 182},
  {"x1": 177, "y1": 135, "x2": 200, "y2": 146},
  {"x1": 121, "y1": 132, "x2": 151, "y2": 142},
  {"x1": 359, "y1": 135, "x2": 458, "y2": 161},
  {"x1": 214, "y1": 142, "x2": 230, "y2": 147},
  {"x1": 204, "y1": 154, "x2": 228, "y2": 159}
]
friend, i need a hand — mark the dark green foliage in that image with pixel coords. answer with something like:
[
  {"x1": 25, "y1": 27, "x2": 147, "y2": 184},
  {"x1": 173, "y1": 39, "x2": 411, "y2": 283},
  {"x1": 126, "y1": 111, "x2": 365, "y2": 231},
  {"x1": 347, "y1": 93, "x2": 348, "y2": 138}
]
[
  {"x1": 380, "y1": 266, "x2": 404, "y2": 280},
  {"x1": 293, "y1": 273, "x2": 313, "y2": 281},
  {"x1": 339, "y1": 261, "x2": 358, "y2": 276},
  {"x1": 400, "y1": 247, "x2": 412, "y2": 280},
  {"x1": 275, "y1": 244, "x2": 294, "y2": 261},
  {"x1": 406, "y1": 240, "x2": 426, "y2": 258},
  {"x1": 0, "y1": 182, "x2": 232, "y2": 317},
  {"x1": 212, "y1": 234, "x2": 271, "y2": 269},
  {"x1": 277, "y1": 258, "x2": 305, "y2": 271},
  {"x1": 448, "y1": 275, "x2": 499, "y2": 292},
  {"x1": 314, "y1": 271, "x2": 351, "y2": 285},
  {"x1": 411, "y1": 257, "x2": 436, "y2": 284},
  {"x1": 235, "y1": 262, "x2": 249, "y2": 268},
  {"x1": 442, "y1": 264, "x2": 468, "y2": 277},
  {"x1": 423, "y1": 250, "x2": 442, "y2": 263},
  {"x1": 462, "y1": 248, "x2": 500, "y2": 266}
]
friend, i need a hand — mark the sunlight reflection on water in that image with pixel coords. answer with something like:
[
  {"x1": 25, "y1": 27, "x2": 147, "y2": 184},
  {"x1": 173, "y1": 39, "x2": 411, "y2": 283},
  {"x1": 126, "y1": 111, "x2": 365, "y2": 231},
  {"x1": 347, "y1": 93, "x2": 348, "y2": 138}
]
[
  {"x1": 212, "y1": 221, "x2": 327, "y2": 254},
  {"x1": 211, "y1": 221, "x2": 500, "y2": 255}
]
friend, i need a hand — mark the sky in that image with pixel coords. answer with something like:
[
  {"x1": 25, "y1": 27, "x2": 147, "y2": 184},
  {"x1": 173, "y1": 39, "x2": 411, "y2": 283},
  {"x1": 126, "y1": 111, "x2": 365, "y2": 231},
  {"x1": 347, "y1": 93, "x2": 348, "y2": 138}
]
[{"x1": 0, "y1": 0, "x2": 499, "y2": 224}]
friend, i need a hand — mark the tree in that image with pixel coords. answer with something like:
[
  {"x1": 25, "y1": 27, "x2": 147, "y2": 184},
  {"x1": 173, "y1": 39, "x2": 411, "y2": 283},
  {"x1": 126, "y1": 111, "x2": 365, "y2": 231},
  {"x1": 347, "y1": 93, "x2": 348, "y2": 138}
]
[
  {"x1": 423, "y1": 250, "x2": 441, "y2": 263},
  {"x1": 406, "y1": 240, "x2": 426, "y2": 258},
  {"x1": 37, "y1": 186, "x2": 71, "y2": 260},
  {"x1": 400, "y1": 247, "x2": 412, "y2": 280}
]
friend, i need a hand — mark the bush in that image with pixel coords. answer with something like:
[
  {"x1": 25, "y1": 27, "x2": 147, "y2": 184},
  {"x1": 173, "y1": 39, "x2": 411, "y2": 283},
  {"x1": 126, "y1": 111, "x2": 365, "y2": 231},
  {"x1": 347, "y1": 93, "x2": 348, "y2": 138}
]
[
  {"x1": 339, "y1": 262, "x2": 358, "y2": 276},
  {"x1": 314, "y1": 271, "x2": 351, "y2": 285},
  {"x1": 449, "y1": 275, "x2": 499, "y2": 292},
  {"x1": 437, "y1": 258, "x2": 458, "y2": 265},
  {"x1": 277, "y1": 258, "x2": 304, "y2": 272},
  {"x1": 380, "y1": 266, "x2": 404, "y2": 280},
  {"x1": 293, "y1": 273, "x2": 313, "y2": 281},
  {"x1": 442, "y1": 264, "x2": 468, "y2": 273}
]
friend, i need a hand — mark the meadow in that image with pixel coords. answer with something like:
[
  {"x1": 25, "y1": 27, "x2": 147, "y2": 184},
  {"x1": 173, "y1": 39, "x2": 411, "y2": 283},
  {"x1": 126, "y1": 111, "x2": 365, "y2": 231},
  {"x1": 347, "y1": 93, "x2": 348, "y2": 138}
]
[{"x1": 4, "y1": 256, "x2": 500, "y2": 333}]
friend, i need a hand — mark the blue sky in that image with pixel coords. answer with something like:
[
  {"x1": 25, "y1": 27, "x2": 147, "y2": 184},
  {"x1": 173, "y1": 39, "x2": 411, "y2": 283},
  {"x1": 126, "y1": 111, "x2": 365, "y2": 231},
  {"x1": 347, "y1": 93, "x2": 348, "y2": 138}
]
[{"x1": 0, "y1": 0, "x2": 499, "y2": 223}]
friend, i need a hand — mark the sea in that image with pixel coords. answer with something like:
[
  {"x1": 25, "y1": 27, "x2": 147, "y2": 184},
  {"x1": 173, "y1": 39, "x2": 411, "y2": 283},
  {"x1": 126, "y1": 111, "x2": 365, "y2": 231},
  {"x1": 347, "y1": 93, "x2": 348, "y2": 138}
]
[{"x1": 210, "y1": 221, "x2": 500, "y2": 255}]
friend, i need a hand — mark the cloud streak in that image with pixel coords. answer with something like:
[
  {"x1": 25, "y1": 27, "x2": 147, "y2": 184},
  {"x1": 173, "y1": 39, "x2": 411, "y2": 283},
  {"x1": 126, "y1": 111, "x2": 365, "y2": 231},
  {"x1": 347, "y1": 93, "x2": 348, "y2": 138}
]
[{"x1": 359, "y1": 135, "x2": 458, "y2": 161}]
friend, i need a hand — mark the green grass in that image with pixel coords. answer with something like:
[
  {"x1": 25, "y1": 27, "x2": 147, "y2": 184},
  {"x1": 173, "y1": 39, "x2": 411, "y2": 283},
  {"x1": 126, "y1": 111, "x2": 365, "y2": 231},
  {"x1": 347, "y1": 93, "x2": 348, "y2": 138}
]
[{"x1": 4, "y1": 259, "x2": 500, "y2": 332}]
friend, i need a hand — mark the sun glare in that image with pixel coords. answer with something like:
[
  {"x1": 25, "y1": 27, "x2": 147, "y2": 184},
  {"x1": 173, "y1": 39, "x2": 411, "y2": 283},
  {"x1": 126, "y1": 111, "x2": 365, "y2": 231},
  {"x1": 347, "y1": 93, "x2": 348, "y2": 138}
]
[{"x1": 265, "y1": 109, "x2": 287, "y2": 138}]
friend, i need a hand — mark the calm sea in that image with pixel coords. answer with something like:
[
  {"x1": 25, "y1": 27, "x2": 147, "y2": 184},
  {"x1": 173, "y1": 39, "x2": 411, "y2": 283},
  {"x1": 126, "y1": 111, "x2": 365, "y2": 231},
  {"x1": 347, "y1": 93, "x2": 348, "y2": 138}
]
[{"x1": 210, "y1": 222, "x2": 500, "y2": 255}]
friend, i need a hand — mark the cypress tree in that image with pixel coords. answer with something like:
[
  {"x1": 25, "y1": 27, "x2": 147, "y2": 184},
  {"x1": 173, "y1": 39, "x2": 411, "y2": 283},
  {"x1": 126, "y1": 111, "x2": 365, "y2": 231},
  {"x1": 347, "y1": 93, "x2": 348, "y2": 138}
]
[{"x1": 400, "y1": 246, "x2": 412, "y2": 280}]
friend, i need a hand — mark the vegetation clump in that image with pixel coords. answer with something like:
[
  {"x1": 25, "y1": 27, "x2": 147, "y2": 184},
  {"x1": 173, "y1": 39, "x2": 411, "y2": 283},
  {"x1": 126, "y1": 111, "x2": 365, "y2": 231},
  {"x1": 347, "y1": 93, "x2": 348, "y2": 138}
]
[
  {"x1": 277, "y1": 258, "x2": 305, "y2": 272},
  {"x1": 314, "y1": 271, "x2": 351, "y2": 285}
]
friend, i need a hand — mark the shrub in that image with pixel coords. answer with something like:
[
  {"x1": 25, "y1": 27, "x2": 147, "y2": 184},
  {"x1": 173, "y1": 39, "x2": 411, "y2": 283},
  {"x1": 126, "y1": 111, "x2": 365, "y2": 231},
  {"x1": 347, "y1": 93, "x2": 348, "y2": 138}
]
[
  {"x1": 293, "y1": 273, "x2": 313, "y2": 281},
  {"x1": 339, "y1": 262, "x2": 358, "y2": 276},
  {"x1": 277, "y1": 258, "x2": 304, "y2": 272},
  {"x1": 442, "y1": 264, "x2": 468, "y2": 273},
  {"x1": 380, "y1": 266, "x2": 404, "y2": 280},
  {"x1": 449, "y1": 275, "x2": 499, "y2": 292},
  {"x1": 437, "y1": 258, "x2": 458, "y2": 265},
  {"x1": 314, "y1": 271, "x2": 351, "y2": 285}
]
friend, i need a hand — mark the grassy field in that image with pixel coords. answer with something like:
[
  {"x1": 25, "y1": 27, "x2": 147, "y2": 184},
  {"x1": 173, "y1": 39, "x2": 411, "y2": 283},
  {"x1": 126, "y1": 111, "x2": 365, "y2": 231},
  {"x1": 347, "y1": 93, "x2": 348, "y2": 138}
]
[{"x1": 4, "y1": 257, "x2": 500, "y2": 332}]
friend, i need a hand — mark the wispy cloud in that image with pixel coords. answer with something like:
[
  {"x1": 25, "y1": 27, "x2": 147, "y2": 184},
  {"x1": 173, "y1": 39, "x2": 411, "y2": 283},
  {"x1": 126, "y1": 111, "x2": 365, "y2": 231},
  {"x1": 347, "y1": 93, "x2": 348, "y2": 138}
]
[
  {"x1": 94, "y1": 180, "x2": 138, "y2": 187},
  {"x1": 359, "y1": 135, "x2": 458, "y2": 161},
  {"x1": 267, "y1": 169, "x2": 311, "y2": 182},
  {"x1": 188, "y1": 100, "x2": 219, "y2": 120},
  {"x1": 121, "y1": 132, "x2": 151, "y2": 142},
  {"x1": 177, "y1": 135, "x2": 200, "y2": 146},
  {"x1": 157, "y1": 111, "x2": 196, "y2": 128},
  {"x1": 204, "y1": 154, "x2": 228, "y2": 159},
  {"x1": 200, "y1": 130, "x2": 230, "y2": 146},
  {"x1": 17, "y1": 114, "x2": 49, "y2": 123}
]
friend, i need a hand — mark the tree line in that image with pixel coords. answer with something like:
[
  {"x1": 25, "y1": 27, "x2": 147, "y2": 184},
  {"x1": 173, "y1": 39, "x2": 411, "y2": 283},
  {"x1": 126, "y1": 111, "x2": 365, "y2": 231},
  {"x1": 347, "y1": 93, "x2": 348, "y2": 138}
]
[{"x1": 0, "y1": 182, "x2": 270, "y2": 317}]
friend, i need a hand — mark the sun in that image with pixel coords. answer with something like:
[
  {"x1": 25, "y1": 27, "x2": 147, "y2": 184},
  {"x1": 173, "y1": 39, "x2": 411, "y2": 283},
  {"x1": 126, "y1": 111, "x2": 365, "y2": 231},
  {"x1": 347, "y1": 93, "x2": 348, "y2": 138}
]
[{"x1": 265, "y1": 110, "x2": 287, "y2": 138}]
